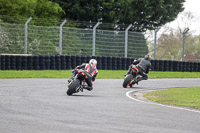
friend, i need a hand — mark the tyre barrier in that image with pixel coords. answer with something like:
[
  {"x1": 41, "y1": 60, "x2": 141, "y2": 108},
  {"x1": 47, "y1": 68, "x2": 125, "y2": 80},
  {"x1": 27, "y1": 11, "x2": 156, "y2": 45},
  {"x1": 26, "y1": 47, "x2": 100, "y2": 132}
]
[
  {"x1": 0, "y1": 55, "x2": 200, "y2": 72},
  {"x1": 50, "y1": 55, "x2": 56, "y2": 70},
  {"x1": 60, "y1": 55, "x2": 66, "y2": 70},
  {"x1": 44, "y1": 55, "x2": 51, "y2": 70},
  {"x1": 112, "y1": 57, "x2": 117, "y2": 70},
  {"x1": 102, "y1": 56, "x2": 107, "y2": 70},
  {"x1": 66, "y1": 55, "x2": 71, "y2": 70},
  {"x1": 39, "y1": 55, "x2": 45, "y2": 70},
  {"x1": 55, "y1": 55, "x2": 61, "y2": 70}
]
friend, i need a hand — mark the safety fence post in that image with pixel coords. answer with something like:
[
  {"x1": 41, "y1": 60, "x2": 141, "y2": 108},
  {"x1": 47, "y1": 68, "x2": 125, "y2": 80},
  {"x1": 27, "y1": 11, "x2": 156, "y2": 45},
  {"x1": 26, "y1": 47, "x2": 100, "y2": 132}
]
[
  {"x1": 59, "y1": 20, "x2": 67, "y2": 55},
  {"x1": 153, "y1": 28, "x2": 160, "y2": 60},
  {"x1": 125, "y1": 24, "x2": 132, "y2": 58},
  {"x1": 24, "y1": 17, "x2": 32, "y2": 54},
  {"x1": 92, "y1": 22, "x2": 101, "y2": 56},
  {"x1": 182, "y1": 28, "x2": 189, "y2": 61}
]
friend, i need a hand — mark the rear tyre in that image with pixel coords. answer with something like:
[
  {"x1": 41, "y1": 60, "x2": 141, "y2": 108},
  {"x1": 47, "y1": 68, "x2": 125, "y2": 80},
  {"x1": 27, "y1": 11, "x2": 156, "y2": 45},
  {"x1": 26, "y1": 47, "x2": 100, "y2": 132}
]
[
  {"x1": 123, "y1": 74, "x2": 133, "y2": 88},
  {"x1": 67, "y1": 79, "x2": 80, "y2": 96}
]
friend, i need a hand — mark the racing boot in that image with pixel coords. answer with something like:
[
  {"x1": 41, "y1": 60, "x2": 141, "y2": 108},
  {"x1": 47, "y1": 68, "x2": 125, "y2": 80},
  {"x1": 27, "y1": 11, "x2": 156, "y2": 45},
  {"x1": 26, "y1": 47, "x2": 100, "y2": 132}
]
[{"x1": 83, "y1": 85, "x2": 93, "y2": 91}]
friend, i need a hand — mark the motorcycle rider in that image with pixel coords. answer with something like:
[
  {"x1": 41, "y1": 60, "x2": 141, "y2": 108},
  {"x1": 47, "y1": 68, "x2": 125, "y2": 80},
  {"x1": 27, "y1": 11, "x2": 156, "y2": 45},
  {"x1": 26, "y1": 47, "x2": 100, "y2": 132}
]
[
  {"x1": 125, "y1": 55, "x2": 151, "y2": 84},
  {"x1": 68, "y1": 59, "x2": 98, "y2": 91}
]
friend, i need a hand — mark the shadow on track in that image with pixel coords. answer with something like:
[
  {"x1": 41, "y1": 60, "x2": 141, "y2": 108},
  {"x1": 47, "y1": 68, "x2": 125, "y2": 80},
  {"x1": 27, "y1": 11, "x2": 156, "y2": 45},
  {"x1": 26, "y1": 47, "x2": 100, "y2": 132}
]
[{"x1": 67, "y1": 94, "x2": 101, "y2": 97}]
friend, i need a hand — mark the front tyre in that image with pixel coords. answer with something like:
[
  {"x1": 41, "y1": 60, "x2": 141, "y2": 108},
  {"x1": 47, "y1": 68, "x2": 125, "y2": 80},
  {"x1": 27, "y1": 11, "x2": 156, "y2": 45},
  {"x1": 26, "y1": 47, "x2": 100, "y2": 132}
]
[
  {"x1": 123, "y1": 74, "x2": 133, "y2": 88},
  {"x1": 66, "y1": 79, "x2": 80, "y2": 96}
]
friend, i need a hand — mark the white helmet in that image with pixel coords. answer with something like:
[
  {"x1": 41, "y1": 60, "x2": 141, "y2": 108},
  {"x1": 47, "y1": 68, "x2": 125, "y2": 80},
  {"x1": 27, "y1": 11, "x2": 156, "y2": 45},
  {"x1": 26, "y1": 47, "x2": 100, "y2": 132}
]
[{"x1": 89, "y1": 59, "x2": 97, "y2": 66}]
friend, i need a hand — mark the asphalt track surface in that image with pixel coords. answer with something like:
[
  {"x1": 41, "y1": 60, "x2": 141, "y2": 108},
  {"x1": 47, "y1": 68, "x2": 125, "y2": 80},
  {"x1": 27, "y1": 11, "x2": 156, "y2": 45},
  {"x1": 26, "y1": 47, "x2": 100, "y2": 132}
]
[{"x1": 0, "y1": 78, "x2": 200, "y2": 133}]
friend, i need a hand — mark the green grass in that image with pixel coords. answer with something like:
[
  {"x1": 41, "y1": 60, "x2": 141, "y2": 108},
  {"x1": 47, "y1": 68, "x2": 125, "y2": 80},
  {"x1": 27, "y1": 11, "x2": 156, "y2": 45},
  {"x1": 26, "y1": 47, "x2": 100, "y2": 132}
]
[
  {"x1": 0, "y1": 70, "x2": 200, "y2": 79},
  {"x1": 144, "y1": 87, "x2": 200, "y2": 110},
  {"x1": 148, "y1": 71, "x2": 200, "y2": 78}
]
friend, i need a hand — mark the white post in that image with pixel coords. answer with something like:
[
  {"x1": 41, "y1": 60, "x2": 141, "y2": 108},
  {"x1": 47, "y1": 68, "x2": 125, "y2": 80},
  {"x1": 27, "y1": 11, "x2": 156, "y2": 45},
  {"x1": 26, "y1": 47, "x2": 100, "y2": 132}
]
[
  {"x1": 24, "y1": 17, "x2": 32, "y2": 54},
  {"x1": 182, "y1": 28, "x2": 189, "y2": 61},
  {"x1": 92, "y1": 22, "x2": 101, "y2": 56},
  {"x1": 154, "y1": 28, "x2": 160, "y2": 60},
  {"x1": 59, "y1": 20, "x2": 67, "y2": 55},
  {"x1": 125, "y1": 24, "x2": 132, "y2": 58}
]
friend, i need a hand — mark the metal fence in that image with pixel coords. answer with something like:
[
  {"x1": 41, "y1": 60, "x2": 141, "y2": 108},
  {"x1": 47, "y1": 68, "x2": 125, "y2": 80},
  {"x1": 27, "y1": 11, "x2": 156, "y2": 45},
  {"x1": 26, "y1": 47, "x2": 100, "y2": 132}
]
[
  {"x1": 1, "y1": 15, "x2": 200, "y2": 62},
  {"x1": 0, "y1": 17, "x2": 148, "y2": 59}
]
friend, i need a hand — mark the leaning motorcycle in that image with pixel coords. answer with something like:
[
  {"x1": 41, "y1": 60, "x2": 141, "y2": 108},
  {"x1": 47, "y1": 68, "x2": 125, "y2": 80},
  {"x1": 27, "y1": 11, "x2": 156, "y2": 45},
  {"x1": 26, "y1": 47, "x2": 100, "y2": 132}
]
[
  {"x1": 66, "y1": 69, "x2": 87, "y2": 96},
  {"x1": 123, "y1": 65, "x2": 142, "y2": 88}
]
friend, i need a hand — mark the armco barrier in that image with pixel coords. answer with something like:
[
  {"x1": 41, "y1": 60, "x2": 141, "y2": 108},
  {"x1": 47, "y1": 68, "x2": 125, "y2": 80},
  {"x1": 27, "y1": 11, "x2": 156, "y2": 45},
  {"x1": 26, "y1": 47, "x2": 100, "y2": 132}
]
[{"x1": 0, "y1": 55, "x2": 200, "y2": 72}]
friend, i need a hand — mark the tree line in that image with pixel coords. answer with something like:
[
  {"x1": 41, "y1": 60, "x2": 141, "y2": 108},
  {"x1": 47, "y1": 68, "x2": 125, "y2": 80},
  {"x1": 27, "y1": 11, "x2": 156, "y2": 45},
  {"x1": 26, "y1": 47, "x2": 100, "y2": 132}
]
[{"x1": 0, "y1": 0, "x2": 185, "y2": 31}]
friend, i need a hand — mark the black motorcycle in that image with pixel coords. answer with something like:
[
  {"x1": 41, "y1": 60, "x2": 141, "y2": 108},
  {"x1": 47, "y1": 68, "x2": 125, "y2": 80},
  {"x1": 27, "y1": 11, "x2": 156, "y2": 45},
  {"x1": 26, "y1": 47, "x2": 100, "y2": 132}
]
[
  {"x1": 66, "y1": 69, "x2": 87, "y2": 96},
  {"x1": 123, "y1": 65, "x2": 142, "y2": 88}
]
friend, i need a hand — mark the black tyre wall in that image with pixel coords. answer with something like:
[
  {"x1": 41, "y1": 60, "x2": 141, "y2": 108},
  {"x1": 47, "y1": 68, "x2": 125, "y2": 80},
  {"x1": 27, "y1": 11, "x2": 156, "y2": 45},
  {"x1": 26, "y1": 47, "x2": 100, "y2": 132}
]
[{"x1": 0, "y1": 55, "x2": 199, "y2": 71}]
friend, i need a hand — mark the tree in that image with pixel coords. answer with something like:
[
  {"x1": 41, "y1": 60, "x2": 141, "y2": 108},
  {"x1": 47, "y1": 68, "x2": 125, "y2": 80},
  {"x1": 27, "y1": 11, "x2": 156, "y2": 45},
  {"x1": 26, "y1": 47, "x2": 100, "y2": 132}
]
[
  {"x1": 0, "y1": 0, "x2": 64, "y2": 21},
  {"x1": 148, "y1": 11, "x2": 200, "y2": 61},
  {"x1": 51, "y1": 0, "x2": 185, "y2": 31},
  {"x1": 155, "y1": 28, "x2": 200, "y2": 61}
]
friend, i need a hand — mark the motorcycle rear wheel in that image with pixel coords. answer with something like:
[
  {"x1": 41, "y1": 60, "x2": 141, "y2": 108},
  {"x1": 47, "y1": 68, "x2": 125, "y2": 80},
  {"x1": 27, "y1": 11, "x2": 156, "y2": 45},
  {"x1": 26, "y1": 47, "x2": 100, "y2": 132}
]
[
  {"x1": 67, "y1": 79, "x2": 80, "y2": 96},
  {"x1": 123, "y1": 74, "x2": 134, "y2": 88}
]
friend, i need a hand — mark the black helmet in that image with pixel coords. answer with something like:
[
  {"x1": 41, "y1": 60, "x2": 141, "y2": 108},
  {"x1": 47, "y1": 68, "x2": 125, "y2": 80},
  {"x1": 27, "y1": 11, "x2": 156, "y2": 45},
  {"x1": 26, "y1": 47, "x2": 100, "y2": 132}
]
[{"x1": 144, "y1": 55, "x2": 150, "y2": 61}]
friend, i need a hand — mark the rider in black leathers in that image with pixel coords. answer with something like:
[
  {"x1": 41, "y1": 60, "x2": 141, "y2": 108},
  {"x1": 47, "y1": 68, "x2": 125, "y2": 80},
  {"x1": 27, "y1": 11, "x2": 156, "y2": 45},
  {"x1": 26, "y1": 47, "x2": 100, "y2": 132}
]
[{"x1": 125, "y1": 55, "x2": 151, "y2": 84}]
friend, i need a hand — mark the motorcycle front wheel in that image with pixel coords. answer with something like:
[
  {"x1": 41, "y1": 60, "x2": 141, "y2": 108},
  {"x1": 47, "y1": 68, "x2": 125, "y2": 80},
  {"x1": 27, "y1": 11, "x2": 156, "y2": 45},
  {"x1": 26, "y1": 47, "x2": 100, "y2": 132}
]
[
  {"x1": 66, "y1": 79, "x2": 80, "y2": 96},
  {"x1": 123, "y1": 74, "x2": 134, "y2": 88}
]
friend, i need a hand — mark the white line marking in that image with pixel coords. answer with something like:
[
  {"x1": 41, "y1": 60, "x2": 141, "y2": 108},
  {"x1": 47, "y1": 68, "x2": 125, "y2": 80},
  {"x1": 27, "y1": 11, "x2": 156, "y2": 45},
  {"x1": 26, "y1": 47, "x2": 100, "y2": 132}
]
[{"x1": 126, "y1": 90, "x2": 200, "y2": 114}]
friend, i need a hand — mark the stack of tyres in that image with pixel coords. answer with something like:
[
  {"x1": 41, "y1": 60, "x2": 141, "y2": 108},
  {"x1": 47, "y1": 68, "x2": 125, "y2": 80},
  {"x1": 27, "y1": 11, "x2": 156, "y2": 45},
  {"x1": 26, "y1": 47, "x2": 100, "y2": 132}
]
[
  {"x1": 16, "y1": 56, "x2": 22, "y2": 70},
  {"x1": 181, "y1": 62, "x2": 186, "y2": 72},
  {"x1": 152, "y1": 60, "x2": 159, "y2": 71},
  {"x1": 112, "y1": 57, "x2": 117, "y2": 70},
  {"x1": 50, "y1": 55, "x2": 56, "y2": 70},
  {"x1": 96, "y1": 56, "x2": 102, "y2": 70},
  {"x1": 86, "y1": 56, "x2": 92, "y2": 63},
  {"x1": 185, "y1": 62, "x2": 190, "y2": 72},
  {"x1": 158, "y1": 60, "x2": 164, "y2": 71},
  {"x1": 172, "y1": 61, "x2": 179, "y2": 72},
  {"x1": 33, "y1": 55, "x2": 40, "y2": 70},
  {"x1": 44, "y1": 55, "x2": 51, "y2": 70},
  {"x1": 177, "y1": 61, "x2": 180, "y2": 72},
  {"x1": 5, "y1": 55, "x2": 10, "y2": 70},
  {"x1": 122, "y1": 58, "x2": 127, "y2": 70},
  {"x1": 150, "y1": 60, "x2": 155, "y2": 71},
  {"x1": 163, "y1": 60, "x2": 168, "y2": 71},
  {"x1": 0, "y1": 55, "x2": 1, "y2": 70},
  {"x1": 198, "y1": 62, "x2": 200, "y2": 72},
  {"x1": 55, "y1": 55, "x2": 61, "y2": 70},
  {"x1": 39, "y1": 55, "x2": 45, "y2": 70},
  {"x1": 91, "y1": 56, "x2": 97, "y2": 61},
  {"x1": 1, "y1": 55, "x2": 5, "y2": 70},
  {"x1": 155, "y1": 60, "x2": 160, "y2": 71},
  {"x1": 76, "y1": 56, "x2": 81, "y2": 66},
  {"x1": 21, "y1": 56, "x2": 27, "y2": 70},
  {"x1": 168, "y1": 61, "x2": 173, "y2": 71},
  {"x1": 27, "y1": 56, "x2": 33, "y2": 70},
  {"x1": 66, "y1": 55, "x2": 71, "y2": 70},
  {"x1": 179, "y1": 61, "x2": 183, "y2": 72},
  {"x1": 107, "y1": 56, "x2": 112, "y2": 70},
  {"x1": 189, "y1": 62, "x2": 194, "y2": 72},
  {"x1": 81, "y1": 56, "x2": 87, "y2": 64},
  {"x1": 71, "y1": 55, "x2": 76, "y2": 69},
  {"x1": 117, "y1": 57, "x2": 122, "y2": 70},
  {"x1": 194, "y1": 62, "x2": 198, "y2": 72},
  {"x1": 126, "y1": 58, "x2": 131, "y2": 70},
  {"x1": 102, "y1": 56, "x2": 107, "y2": 70},
  {"x1": 61, "y1": 55, "x2": 66, "y2": 70}
]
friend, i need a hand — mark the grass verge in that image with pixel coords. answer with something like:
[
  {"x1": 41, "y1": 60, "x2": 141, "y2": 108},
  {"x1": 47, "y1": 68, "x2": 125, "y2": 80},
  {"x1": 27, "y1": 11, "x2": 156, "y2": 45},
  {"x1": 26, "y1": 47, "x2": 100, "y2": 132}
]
[
  {"x1": 144, "y1": 87, "x2": 200, "y2": 110},
  {"x1": 0, "y1": 70, "x2": 200, "y2": 79}
]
